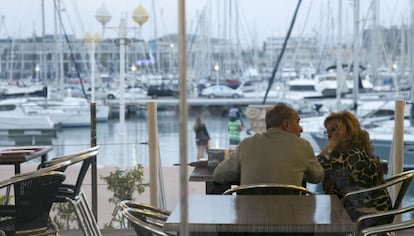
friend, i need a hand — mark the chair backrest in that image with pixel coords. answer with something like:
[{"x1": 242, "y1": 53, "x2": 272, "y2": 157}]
[
  {"x1": 38, "y1": 145, "x2": 100, "y2": 169},
  {"x1": 358, "y1": 205, "x2": 414, "y2": 236},
  {"x1": 119, "y1": 200, "x2": 171, "y2": 216},
  {"x1": 119, "y1": 200, "x2": 170, "y2": 229},
  {"x1": 384, "y1": 169, "x2": 414, "y2": 209},
  {"x1": 122, "y1": 208, "x2": 170, "y2": 236},
  {"x1": 341, "y1": 169, "x2": 414, "y2": 210},
  {"x1": 340, "y1": 169, "x2": 414, "y2": 233},
  {"x1": 38, "y1": 146, "x2": 100, "y2": 197},
  {"x1": 222, "y1": 183, "x2": 314, "y2": 195},
  {"x1": 4, "y1": 171, "x2": 66, "y2": 234}
]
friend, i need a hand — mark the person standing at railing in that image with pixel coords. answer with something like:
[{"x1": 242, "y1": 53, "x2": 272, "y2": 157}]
[
  {"x1": 228, "y1": 108, "x2": 243, "y2": 146},
  {"x1": 193, "y1": 115, "x2": 210, "y2": 160}
]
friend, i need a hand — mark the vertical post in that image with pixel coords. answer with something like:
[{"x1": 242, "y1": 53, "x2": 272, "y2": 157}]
[
  {"x1": 41, "y1": 0, "x2": 46, "y2": 80},
  {"x1": 119, "y1": 18, "x2": 126, "y2": 167},
  {"x1": 336, "y1": 0, "x2": 343, "y2": 108},
  {"x1": 352, "y1": 0, "x2": 360, "y2": 111},
  {"x1": 91, "y1": 40, "x2": 96, "y2": 102},
  {"x1": 90, "y1": 103, "x2": 98, "y2": 219},
  {"x1": 178, "y1": 0, "x2": 189, "y2": 235},
  {"x1": 390, "y1": 100, "x2": 405, "y2": 223},
  {"x1": 147, "y1": 102, "x2": 159, "y2": 206},
  {"x1": 410, "y1": 0, "x2": 414, "y2": 126},
  {"x1": 371, "y1": 0, "x2": 379, "y2": 87}
]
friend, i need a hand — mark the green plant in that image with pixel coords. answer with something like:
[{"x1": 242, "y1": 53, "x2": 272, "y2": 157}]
[
  {"x1": 51, "y1": 203, "x2": 77, "y2": 230},
  {"x1": 100, "y1": 164, "x2": 147, "y2": 228},
  {"x1": 51, "y1": 164, "x2": 147, "y2": 230}
]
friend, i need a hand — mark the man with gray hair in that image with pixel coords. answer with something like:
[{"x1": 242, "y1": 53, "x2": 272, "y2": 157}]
[{"x1": 214, "y1": 102, "x2": 324, "y2": 187}]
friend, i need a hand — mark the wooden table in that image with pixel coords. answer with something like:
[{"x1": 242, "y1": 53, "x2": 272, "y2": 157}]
[
  {"x1": 189, "y1": 166, "x2": 235, "y2": 194},
  {"x1": 0, "y1": 146, "x2": 52, "y2": 174},
  {"x1": 165, "y1": 194, "x2": 355, "y2": 235}
]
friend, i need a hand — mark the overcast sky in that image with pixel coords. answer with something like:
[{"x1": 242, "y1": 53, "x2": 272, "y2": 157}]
[{"x1": 0, "y1": 0, "x2": 410, "y2": 48}]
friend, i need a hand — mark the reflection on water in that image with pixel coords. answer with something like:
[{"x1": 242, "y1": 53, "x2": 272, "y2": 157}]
[
  {"x1": 41, "y1": 110, "x2": 322, "y2": 167},
  {"x1": 47, "y1": 111, "x2": 246, "y2": 167},
  {"x1": 31, "y1": 109, "x2": 414, "y2": 215}
]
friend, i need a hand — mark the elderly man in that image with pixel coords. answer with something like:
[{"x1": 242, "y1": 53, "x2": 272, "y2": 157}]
[{"x1": 213, "y1": 102, "x2": 324, "y2": 187}]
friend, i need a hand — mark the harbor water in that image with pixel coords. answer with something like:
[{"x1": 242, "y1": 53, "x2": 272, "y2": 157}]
[
  {"x1": 40, "y1": 110, "x2": 320, "y2": 167},
  {"x1": 18, "y1": 108, "x2": 414, "y2": 215}
]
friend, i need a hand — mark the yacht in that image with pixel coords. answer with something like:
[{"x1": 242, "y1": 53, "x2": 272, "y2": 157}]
[
  {"x1": 31, "y1": 97, "x2": 110, "y2": 127},
  {"x1": 314, "y1": 67, "x2": 374, "y2": 97},
  {"x1": 0, "y1": 97, "x2": 109, "y2": 128},
  {"x1": 0, "y1": 98, "x2": 56, "y2": 130},
  {"x1": 309, "y1": 100, "x2": 414, "y2": 168}
]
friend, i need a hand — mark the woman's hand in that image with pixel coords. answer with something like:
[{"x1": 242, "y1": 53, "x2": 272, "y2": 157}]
[{"x1": 327, "y1": 120, "x2": 346, "y2": 148}]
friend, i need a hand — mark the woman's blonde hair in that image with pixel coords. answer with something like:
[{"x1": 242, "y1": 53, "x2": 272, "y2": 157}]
[{"x1": 324, "y1": 110, "x2": 373, "y2": 153}]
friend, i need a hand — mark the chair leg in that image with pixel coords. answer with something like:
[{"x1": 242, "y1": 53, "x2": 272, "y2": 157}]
[
  {"x1": 67, "y1": 197, "x2": 93, "y2": 236},
  {"x1": 48, "y1": 215, "x2": 61, "y2": 236},
  {"x1": 79, "y1": 191, "x2": 102, "y2": 236},
  {"x1": 67, "y1": 192, "x2": 102, "y2": 236},
  {"x1": 75, "y1": 196, "x2": 95, "y2": 236}
]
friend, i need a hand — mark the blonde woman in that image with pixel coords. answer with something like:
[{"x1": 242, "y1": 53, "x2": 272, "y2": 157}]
[
  {"x1": 317, "y1": 111, "x2": 391, "y2": 229},
  {"x1": 193, "y1": 115, "x2": 210, "y2": 160}
]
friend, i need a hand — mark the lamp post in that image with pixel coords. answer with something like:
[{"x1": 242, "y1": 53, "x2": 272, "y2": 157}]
[
  {"x1": 35, "y1": 64, "x2": 40, "y2": 79},
  {"x1": 170, "y1": 43, "x2": 174, "y2": 73},
  {"x1": 95, "y1": 2, "x2": 149, "y2": 188},
  {"x1": 392, "y1": 63, "x2": 398, "y2": 91},
  {"x1": 131, "y1": 64, "x2": 137, "y2": 79},
  {"x1": 214, "y1": 63, "x2": 220, "y2": 85},
  {"x1": 84, "y1": 32, "x2": 101, "y2": 102}
]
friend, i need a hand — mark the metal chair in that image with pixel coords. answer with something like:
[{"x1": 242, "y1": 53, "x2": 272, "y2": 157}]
[
  {"x1": 119, "y1": 200, "x2": 171, "y2": 216},
  {"x1": 38, "y1": 146, "x2": 101, "y2": 236},
  {"x1": 0, "y1": 170, "x2": 66, "y2": 236},
  {"x1": 358, "y1": 204, "x2": 414, "y2": 236},
  {"x1": 121, "y1": 207, "x2": 174, "y2": 236},
  {"x1": 119, "y1": 200, "x2": 171, "y2": 229},
  {"x1": 222, "y1": 183, "x2": 314, "y2": 195},
  {"x1": 119, "y1": 200, "x2": 175, "y2": 235},
  {"x1": 341, "y1": 170, "x2": 414, "y2": 234}
]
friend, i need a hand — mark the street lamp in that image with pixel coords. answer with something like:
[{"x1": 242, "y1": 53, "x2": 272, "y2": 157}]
[
  {"x1": 84, "y1": 32, "x2": 101, "y2": 102},
  {"x1": 35, "y1": 64, "x2": 40, "y2": 79},
  {"x1": 131, "y1": 65, "x2": 136, "y2": 73},
  {"x1": 95, "y1": 3, "x2": 149, "y2": 165},
  {"x1": 214, "y1": 63, "x2": 220, "y2": 85},
  {"x1": 130, "y1": 64, "x2": 137, "y2": 77},
  {"x1": 170, "y1": 44, "x2": 175, "y2": 73}
]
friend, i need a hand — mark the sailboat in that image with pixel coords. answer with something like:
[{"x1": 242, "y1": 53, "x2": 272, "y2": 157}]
[
  {"x1": 308, "y1": 0, "x2": 414, "y2": 168},
  {"x1": 0, "y1": 98, "x2": 56, "y2": 130},
  {"x1": 309, "y1": 97, "x2": 414, "y2": 167},
  {"x1": 32, "y1": 96, "x2": 110, "y2": 127}
]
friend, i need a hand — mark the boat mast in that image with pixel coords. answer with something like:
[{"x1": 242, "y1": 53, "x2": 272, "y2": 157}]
[
  {"x1": 336, "y1": 0, "x2": 343, "y2": 108},
  {"x1": 352, "y1": 0, "x2": 360, "y2": 111},
  {"x1": 410, "y1": 0, "x2": 414, "y2": 125},
  {"x1": 371, "y1": 0, "x2": 380, "y2": 88},
  {"x1": 41, "y1": 0, "x2": 46, "y2": 81},
  {"x1": 151, "y1": 0, "x2": 160, "y2": 74}
]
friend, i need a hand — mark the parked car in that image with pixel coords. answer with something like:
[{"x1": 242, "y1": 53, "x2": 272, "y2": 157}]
[
  {"x1": 147, "y1": 84, "x2": 179, "y2": 99},
  {"x1": 200, "y1": 85, "x2": 244, "y2": 98},
  {"x1": 86, "y1": 87, "x2": 117, "y2": 100}
]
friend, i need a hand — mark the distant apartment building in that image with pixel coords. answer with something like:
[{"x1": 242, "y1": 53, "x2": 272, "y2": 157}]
[
  {"x1": 262, "y1": 35, "x2": 320, "y2": 72},
  {"x1": 0, "y1": 33, "x2": 248, "y2": 83}
]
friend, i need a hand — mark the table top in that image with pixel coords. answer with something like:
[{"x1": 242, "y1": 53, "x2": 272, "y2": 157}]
[
  {"x1": 165, "y1": 194, "x2": 355, "y2": 234},
  {"x1": 189, "y1": 166, "x2": 214, "y2": 182},
  {"x1": 0, "y1": 146, "x2": 52, "y2": 164}
]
